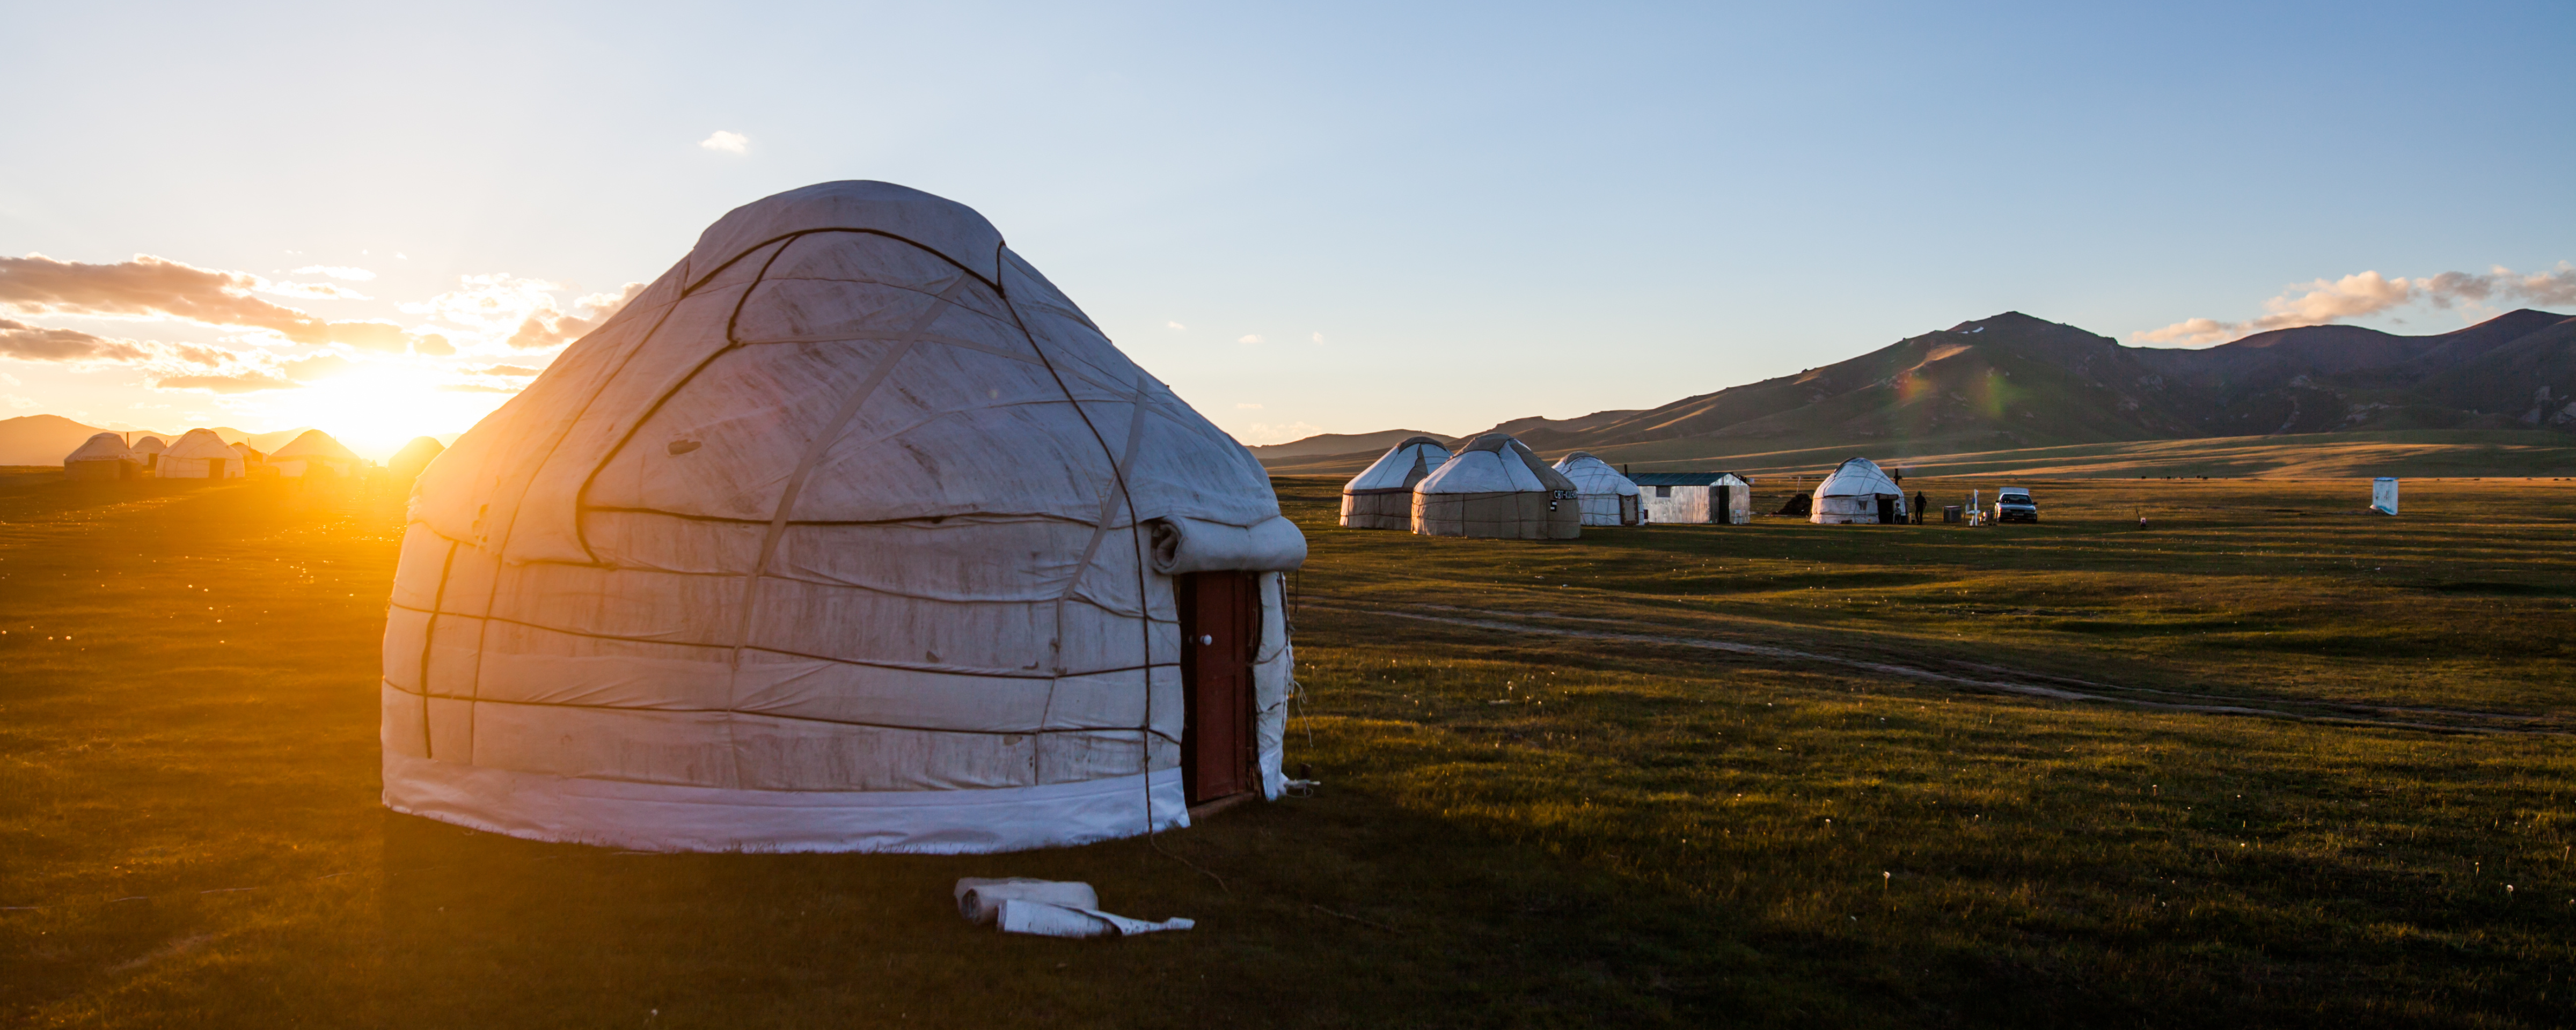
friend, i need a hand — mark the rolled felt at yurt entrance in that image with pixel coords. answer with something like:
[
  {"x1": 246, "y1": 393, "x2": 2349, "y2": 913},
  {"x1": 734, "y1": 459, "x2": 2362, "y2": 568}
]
[
  {"x1": 383, "y1": 180, "x2": 1307, "y2": 854},
  {"x1": 1340, "y1": 436, "x2": 1451, "y2": 529},
  {"x1": 1550, "y1": 451, "x2": 1641, "y2": 526},
  {"x1": 1410, "y1": 433, "x2": 1581, "y2": 540}
]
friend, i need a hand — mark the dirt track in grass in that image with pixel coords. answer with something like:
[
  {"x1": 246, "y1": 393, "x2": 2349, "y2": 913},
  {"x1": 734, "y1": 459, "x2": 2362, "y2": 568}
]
[{"x1": 4, "y1": 468, "x2": 2574, "y2": 1027}]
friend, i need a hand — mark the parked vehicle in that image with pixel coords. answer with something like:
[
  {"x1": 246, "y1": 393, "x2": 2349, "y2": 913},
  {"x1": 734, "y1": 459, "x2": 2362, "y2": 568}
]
[{"x1": 1994, "y1": 487, "x2": 2038, "y2": 523}]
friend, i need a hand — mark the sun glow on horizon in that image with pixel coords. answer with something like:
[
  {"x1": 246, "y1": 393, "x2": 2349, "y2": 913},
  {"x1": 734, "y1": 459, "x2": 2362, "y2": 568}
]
[{"x1": 231, "y1": 364, "x2": 514, "y2": 460}]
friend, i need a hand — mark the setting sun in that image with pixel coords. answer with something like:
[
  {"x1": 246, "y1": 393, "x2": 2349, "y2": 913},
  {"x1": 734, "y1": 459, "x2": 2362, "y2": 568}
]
[{"x1": 230, "y1": 362, "x2": 510, "y2": 460}]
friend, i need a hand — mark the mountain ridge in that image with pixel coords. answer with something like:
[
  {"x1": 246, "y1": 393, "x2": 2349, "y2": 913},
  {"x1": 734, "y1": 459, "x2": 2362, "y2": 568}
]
[{"x1": 1259, "y1": 308, "x2": 2576, "y2": 474}]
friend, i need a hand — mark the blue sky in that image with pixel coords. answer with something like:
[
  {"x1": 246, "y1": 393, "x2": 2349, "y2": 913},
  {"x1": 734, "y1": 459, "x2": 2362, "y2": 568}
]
[{"x1": 3, "y1": 1, "x2": 2570, "y2": 454}]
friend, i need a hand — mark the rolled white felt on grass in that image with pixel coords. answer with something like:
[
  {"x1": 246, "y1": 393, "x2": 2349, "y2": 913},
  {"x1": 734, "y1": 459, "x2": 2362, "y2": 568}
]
[
  {"x1": 955, "y1": 877, "x2": 1100, "y2": 924},
  {"x1": 954, "y1": 877, "x2": 1194, "y2": 938}
]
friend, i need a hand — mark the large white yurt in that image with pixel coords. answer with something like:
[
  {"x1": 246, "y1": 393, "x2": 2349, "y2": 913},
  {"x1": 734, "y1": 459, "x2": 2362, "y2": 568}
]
[
  {"x1": 1811, "y1": 457, "x2": 1906, "y2": 525},
  {"x1": 1550, "y1": 451, "x2": 1641, "y2": 527},
  {"x1": 384, "y1": 180, "x2": 1307, "y2": 855},
  {"x1": 1411, "y1": 433, "x2": 1582, "y2": 539},
  {"x1": 158, "y1": 429, "x2": 243, "y2": 479},
  {"x1": 1340, "y1": 436, "x2": 1451, "y2": 529},
  {"x1": 130, "y1": 435, "x2": 167, "y2": 473},
  {"x1": 268, "y1": 430, "x2": 363, "y2": 478},
  {"x1": 63, "y1": 432, "x2": 138, "y2": 482}
]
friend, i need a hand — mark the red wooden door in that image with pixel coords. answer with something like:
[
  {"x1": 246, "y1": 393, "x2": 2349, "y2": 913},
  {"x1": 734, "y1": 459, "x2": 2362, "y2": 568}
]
[{"x1": 1177, "y1": 571, "x2": 1258, "y2": 804}]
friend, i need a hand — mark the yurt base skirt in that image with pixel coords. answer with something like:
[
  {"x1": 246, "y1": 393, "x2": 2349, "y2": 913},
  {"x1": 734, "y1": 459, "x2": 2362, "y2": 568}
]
[
  {"x1": 382, "y1": 752, "x2": 1191, "y2": 854},
  {"x1": 1339, "y1": 489, "x2": 1414, "y2": 530},
  {"x1": 1413, "y1": 491, "x2": 1582, "y2": 540}
]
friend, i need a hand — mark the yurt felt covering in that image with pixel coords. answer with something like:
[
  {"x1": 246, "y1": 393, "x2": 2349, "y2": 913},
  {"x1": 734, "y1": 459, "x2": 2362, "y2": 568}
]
[
  {"x1": 384, "y1": 181, "x2": 1305, "y2": 854},
  {"x1": 1550, "y1": 451, "x2": 1640, "y2": 527},
  {"x1": 64, "y1": 432, "x2": 136, "y2": 481},
  {"x1": 1810, "y1": 457, "x2": 1906, "y2": 525},
  {"x1": 1340, "y1": 436, "x2": 1451, "y2": 529},
  {"x1": 1411, "y1": 433, "x2": 1581, "y2": 540},
  {"x1": 158, "y1": 429, "x2": 240, "y2": 479}
]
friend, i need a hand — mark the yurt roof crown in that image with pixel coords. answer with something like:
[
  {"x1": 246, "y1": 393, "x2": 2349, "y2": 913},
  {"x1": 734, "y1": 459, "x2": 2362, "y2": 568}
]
[
  {"x1": 1345, "y1": 435, "x2": 1452, "y2": 492},
  {"x1": 1416, "y1": 433, "x2": 1576, "y2": 495},
  {"x1": 1813, "y1": 457, "x2": 1900, "y2": 498}
]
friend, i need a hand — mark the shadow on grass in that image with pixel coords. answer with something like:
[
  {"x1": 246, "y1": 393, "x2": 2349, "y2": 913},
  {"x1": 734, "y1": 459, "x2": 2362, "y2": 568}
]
[{"x1": 374, "y1": 794, "x2": 1800, "y2": 1028}]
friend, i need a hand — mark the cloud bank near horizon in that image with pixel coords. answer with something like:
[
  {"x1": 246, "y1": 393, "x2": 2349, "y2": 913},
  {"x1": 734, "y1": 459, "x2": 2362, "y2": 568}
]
[
  {"x1": 2136, "y1": 263, "x2": 2576, "y2": 345},
  {"x1": 0, "y1": 251, "x2": 642, "y2": 401},
  {"x1": 0, "y1": 254, "x2": 427, "y2": 351}
]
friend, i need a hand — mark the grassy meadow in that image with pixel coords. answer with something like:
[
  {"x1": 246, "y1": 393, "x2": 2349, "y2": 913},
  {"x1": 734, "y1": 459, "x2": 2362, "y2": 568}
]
[{"x1": 2, "y1": 467, "x2": 2573, "y2": 1026}]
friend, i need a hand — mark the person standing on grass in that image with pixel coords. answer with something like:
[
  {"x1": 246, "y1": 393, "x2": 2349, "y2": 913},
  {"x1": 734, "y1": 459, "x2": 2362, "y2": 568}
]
[{"x1": 1913, "y1": 490, "x2": 1926, "y2": 524}]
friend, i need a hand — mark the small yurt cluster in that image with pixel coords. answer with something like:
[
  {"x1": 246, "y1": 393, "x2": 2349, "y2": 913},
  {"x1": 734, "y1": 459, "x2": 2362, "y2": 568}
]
[
  {"x1": 1337, "y1": 436, "x2": 1780, "y2": 538},
  {"x1": 58, "y1": 427, "x2": 366, "y2": 482}
]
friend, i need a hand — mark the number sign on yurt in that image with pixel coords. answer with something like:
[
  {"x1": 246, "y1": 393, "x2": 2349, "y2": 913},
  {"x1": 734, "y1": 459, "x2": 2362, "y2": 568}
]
[
  {"x1": 1549, "y1": 451, "x2": 1641, "y2": 526},
  {"x1": 384, "y1": 181, "x2": 1307, "y2": 854}
]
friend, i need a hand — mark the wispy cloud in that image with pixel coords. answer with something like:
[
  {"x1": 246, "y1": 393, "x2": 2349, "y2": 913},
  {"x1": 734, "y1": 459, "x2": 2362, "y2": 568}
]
[
  {"x1": 0, "y1": 317, "x2": 149, "y2": 362},
  {"x1": 1166, "y1": 320, "x2": 1187, "y2": 330},
  {"x1": 700, "y1": 130, "x2": 749, "y2": 154},
  {"x1": 1311, "y1": 332, "x2": 1325, "y2": 345},
  {"x1": 506, "y1": 283, "x2": 645, "y2": 349},
  {"x1": 2136, "y1": 263, "x2": 2576, "y2": 345},
  {"x1": 292, "y1": 266, "x2": 376, "y2": 281},
  {"x1": 153, "y1": 370, "x2": 294, "y2": 393},
  {"x1": 1237, "y1": 334, "x2": 1264, "y2": 344},
  {"x1": 255, "y1": 280, "x2": 372, "y2": 301},
  {"x1": 1240, "y1": 421, "x2": 1322, "y2": 445},
  {"x1": 0, "y1": 253, "x2": 426, "y2": 350}
]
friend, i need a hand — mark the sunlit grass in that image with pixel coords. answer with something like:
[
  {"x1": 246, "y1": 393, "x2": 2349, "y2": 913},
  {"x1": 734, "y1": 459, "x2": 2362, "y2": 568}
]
[{"x1": 1, "y1": 469, "x2": 2571, "y2": 1026}]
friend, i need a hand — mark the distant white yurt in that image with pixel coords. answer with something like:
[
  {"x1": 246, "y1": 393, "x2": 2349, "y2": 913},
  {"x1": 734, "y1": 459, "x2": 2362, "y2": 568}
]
[
  {"x1": 130, "y1": 435, "x2": 167, "y2": 472},
  {"x1": 1341, "y1": 436, "x2": 1451, "y2": 529},
  {"x1": 63, "y1": 432, "x2": 138, "y2": 482},
  {"x1": 385, "y1": 180, "x2": 1306, "y2": 855},
  {"x1": 228, "y1": 442, "x2": 266, "y2": 474},
  {"x1": 387, "y1": 436, "x2": 445, "y2": 485},
  {"x1": 157, "y1": 429, "x2": 243, "y2": 479},
  {"x1": 1411, "y1": 433, "x2": 1581, "y2": 539},
  {"x1": 1550, "y1": 452, "x2": 1640, "y2": 526},
  {"x1": 1811, "y1": 457, "x2": 1906, "y2": 525},
  {"x1": 2371, "y1": 477, "x2": 2399, "y2": 516},
  {"x1": 268, "y1": 430, "x2": 363, "y2": 479}
]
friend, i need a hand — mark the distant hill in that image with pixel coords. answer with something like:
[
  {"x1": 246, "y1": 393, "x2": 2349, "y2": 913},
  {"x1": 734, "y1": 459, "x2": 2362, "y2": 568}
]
[
  {"x1": 1261, "y1": 308, "x2": 2576, "y2": 475},
  {"x1": 1245, "y1": 429, "x2": 1457, "y2": 460},
  {"x1": 0, "y1": 415, "x2": 115, "y2": 466},
  {"x1": 0, "y1": 415, "x2": 316, "y2": 465}
]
